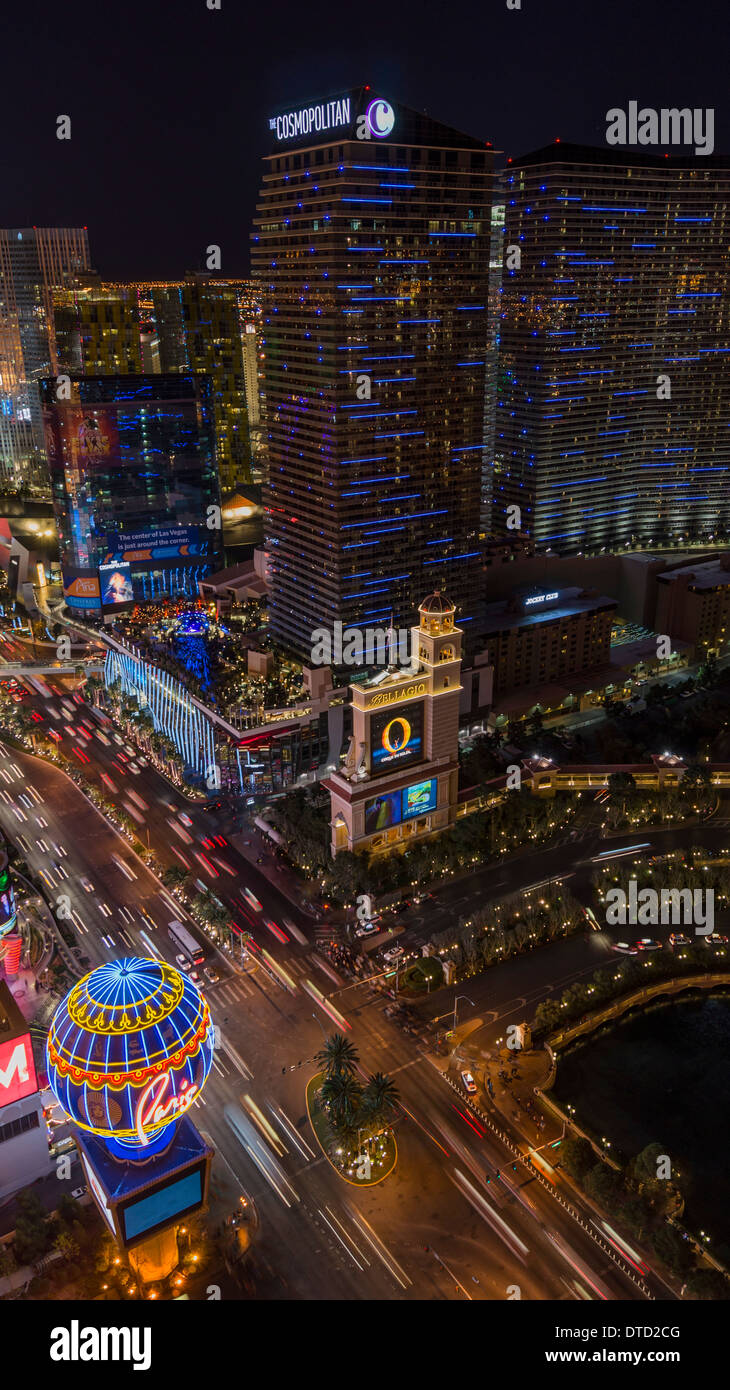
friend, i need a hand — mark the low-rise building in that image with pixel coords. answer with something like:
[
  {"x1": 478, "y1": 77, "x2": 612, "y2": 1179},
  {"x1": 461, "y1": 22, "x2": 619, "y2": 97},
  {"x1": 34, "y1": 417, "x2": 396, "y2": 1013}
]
[
  {"x1": 654, "y1": 555, "x2": 730, "y2": 659},
  {"x1": 478, "y1": 586, "x2": 617, "y2": 699}
]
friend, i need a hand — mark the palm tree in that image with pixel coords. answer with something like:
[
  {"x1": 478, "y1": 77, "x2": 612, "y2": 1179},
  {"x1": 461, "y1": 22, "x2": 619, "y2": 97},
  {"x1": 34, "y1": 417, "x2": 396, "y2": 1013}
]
[
  {"x1": 315, "y1": 1032, "x2": 359, "y2": 1080},
  {"x1": 360, "y1": 1073, "x2": 400, "y2": 1131},
  {"x1": 320, "y1": 1071, "x2": 362, "y2": 1133}
]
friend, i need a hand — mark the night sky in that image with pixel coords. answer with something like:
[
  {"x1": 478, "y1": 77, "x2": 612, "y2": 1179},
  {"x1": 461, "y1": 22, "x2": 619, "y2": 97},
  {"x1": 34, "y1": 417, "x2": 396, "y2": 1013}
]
[{"x1": 6, "y1": 0, "x2": 726, "y2": 280}]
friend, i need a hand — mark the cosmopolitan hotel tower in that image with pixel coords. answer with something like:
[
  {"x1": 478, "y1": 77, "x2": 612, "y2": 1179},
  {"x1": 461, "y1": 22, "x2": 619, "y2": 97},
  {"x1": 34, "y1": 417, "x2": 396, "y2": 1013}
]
[
  {"x1": 253, "y1": 87, "x2": 496, "y2": 661},
  {"x1": 494, "y1": 145, "x2": 730, "y2": 553}
]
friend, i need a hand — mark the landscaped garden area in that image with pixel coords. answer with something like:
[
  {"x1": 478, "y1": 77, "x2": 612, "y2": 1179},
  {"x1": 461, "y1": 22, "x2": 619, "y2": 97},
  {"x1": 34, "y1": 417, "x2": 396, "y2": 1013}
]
[{"x1": 306, "y1": 1034, "x2": 399, "y2": 1185}]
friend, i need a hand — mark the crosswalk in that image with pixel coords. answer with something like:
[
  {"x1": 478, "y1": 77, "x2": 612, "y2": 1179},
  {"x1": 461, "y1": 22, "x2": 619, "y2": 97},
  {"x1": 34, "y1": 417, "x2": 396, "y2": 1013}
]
[{"x1": 212, "y1": 953, "x2": 313, "y2": 1004}]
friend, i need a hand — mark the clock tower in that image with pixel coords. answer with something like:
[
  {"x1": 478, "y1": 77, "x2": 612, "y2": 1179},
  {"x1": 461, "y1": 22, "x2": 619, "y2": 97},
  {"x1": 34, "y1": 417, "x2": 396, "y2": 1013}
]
[{"x1": 325, "y1": 592, "x2": 462, "y2": 856}]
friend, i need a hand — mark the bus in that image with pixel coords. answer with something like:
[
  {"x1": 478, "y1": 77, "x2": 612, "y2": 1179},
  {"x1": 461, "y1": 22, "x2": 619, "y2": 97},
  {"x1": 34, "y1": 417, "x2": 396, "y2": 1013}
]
[
  {"x1": 168, "y1": 920, "x2": 205, "y2": 965},
  {"x1": 529, "y1": 1150, "x2": 559, "y2": 1184}
]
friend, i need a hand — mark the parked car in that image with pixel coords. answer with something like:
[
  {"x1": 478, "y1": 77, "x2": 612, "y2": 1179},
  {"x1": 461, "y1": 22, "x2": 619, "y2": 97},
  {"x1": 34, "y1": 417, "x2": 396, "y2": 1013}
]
[
  {"x1": 460, "y1": 1070, "x2": 477, "y2": 1095},
  {"x1": 382, "y1": 945, "x2": 405, "y2": 964},
  {"x1": 71, "y1": 1186, "x2": 87, "y2": 1199}
]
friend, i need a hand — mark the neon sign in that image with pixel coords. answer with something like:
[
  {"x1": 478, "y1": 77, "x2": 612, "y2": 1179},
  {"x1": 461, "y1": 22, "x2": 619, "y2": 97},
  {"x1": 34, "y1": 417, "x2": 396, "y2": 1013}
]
[
  {"x1": 524, "y1": 592, "x2": 559, "y2": 607},
  {"x1": 135, "y1": 1073, "x2": 201, "y2": 1146},
  {"x1": 46, "y1": 958, "x2": 214, "y2": 1153},
  {"x1": 270, "y1": 97, "x2": 351, "y2": 142},
  {"x1": 366, "y1": 98, "x2": 395, "y2": 138}
]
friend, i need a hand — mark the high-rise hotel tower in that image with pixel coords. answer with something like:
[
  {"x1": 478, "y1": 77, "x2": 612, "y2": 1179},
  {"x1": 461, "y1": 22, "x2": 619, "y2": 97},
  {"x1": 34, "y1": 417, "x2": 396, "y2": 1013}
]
[
  {"x1": 253, "y1": 88, "x2": 496, "y2": 660},
  {"x1": 494, "y1": 144, "x2": 730, "y2": 553},
  {"x1": 0, "y1": 227, "x2": 90, "y2": 488}
]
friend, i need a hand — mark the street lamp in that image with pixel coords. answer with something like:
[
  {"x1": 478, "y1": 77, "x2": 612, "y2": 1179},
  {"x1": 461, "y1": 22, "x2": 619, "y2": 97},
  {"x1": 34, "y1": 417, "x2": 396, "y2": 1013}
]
[
  {"x1": 311, "y1": 1011, "x2": 328, "y2": 1042},
  {"x1": 453, "y1": 994, "x2": 474, "y2": 1033}
]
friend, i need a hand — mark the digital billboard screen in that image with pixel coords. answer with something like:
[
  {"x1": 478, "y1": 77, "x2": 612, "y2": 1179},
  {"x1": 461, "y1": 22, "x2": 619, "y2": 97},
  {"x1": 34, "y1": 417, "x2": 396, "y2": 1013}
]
[
  {"x1": 370, "y1": 701, "x2": 423, "y2": 777},
  {"x1": 99, "y1": 561, "x2": 135, "y2": 611},
  {"x1": 103, "y1": 524, "x2": 205, "y2": 565},
  {"x1": 43, "y1": 405, "x2": 118, "y2": 471},
  {"x1": 61, "y1": 568, "x2": 101, "y2": 611},
  {"x1": 402, "y1": 778, "x2": 437, "y2": 820},
  {"x1": 364, "y1": 790, "x2": 402, "y2": 836},
  {"x1": 121, "y1": 1168, "x2": 203, "y2": 1243}
]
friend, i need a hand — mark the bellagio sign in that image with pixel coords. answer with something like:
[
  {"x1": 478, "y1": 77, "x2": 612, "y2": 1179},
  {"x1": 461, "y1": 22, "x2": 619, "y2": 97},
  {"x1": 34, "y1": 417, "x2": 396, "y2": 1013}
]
[{"x1": 0, "y1": 1032, "x2": 38, "y2": 1108}]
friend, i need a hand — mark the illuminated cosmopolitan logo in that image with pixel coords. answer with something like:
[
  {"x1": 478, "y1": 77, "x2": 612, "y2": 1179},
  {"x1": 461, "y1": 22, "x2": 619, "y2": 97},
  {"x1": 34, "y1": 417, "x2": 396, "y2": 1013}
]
[
  {"x1": 366, "y1": 98, "x2": 395, "y2": 138},
  {"x1": 46, "y1": 957, "x2": 214, "y2": 1159}
]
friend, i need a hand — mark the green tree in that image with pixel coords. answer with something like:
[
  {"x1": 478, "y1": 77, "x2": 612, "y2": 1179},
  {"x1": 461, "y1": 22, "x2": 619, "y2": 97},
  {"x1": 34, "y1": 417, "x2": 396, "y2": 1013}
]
[
  {"x1": 650, "y1": 1225, "x2": 693, "y2": 1277},
  {"x1": 633, "y1": 1142, "x2": 667, "y2": 1188},
  {"x1": 360, "y1": 1073, "x2": 400, "y2": 1132},
  {"x1": 315, "y1": 1033, "x2": 359, "y2": 1080},
  {"x1": 685, "y1": 1268, "x2": 730, "y2": 1300},
  {"x1": 320, "y1": 1070, "x2": 362, "y2": 1134},
  {"x1": 14, "y1": 1189, "x2": 51, "y2": 1264},
  {"x1": 583, "y1": 1163, "x2": 623, "y2": 1208},
  {"x1": 559, "y1": 1136, "x2": 596, "y2": 1182},
  {"x1": 53, "y1": 1228, "x2": 80, "y2": 1261}
]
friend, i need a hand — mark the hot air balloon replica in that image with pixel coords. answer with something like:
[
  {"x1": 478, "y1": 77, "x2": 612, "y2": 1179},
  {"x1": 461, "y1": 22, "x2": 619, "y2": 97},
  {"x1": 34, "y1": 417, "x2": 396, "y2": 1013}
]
[{"x1": 46, "y1": 956, "x2": 215, "y2": 1280}]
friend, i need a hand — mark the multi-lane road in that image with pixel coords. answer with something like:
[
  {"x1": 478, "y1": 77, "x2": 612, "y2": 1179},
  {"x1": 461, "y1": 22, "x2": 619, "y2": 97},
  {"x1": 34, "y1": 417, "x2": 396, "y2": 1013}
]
[{"x1": 0, "y1": 676, "x2": 667, "y2": 1301}]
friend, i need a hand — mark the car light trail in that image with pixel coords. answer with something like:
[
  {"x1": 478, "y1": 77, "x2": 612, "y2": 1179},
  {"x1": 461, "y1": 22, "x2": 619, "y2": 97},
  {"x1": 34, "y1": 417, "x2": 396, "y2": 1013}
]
[
  {"x1": 311, "y1": 952, "x2": 341, "y2": 984},
  {"x1": 302, "y1": 978, "x2": 351, "y2": 1028},
  {"x1": 590, "y1": 842, "x2": 651, "y2": 863},
  {"x1": 397, "y1": 1099, "x2": 451, "y2": 1156},
  {"x1": 592, "y1": 1219, "x2": 650, "y2": 1276},
  {"x1": 451, "y1": 1169, "x2": 529, "y2": 1262},
  {"x1": 346, "y1": 1207, "x2": 413, "y2": 1290},
  {"x1": 259, "y1": 946, "x2": 297, "y2": 993},
  {"x1": 263, "y1": 918, "x2": 289, "y2": 944},
  {"x1": 242, "y1": 1094, "x2": 287, "y2": 1156},
  {"x1": 543, "y1": 1229, "x2": 611, "y2": 1300},
  {"x1": 139, "y1": 930, "x2": 162, "y2": 959},
  {"x1": 451, "y1": 1103, "x2": 486, "y2": 1138}
]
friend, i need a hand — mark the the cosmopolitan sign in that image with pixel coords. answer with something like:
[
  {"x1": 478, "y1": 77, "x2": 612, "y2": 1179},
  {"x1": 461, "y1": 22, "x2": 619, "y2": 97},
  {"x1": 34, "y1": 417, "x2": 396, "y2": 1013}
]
[
  {"x1": 270, "y1": 96, "x2": 352, "y2": 143},
  {"x1": 524, "y1": 591, "x2": 559, "y2": 608}
]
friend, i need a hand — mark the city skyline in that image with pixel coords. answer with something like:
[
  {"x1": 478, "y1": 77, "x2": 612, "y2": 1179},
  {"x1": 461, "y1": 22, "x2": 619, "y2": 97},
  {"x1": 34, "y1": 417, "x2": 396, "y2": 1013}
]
[
  {"x1": 4, "y1": 0, "x2": 727, "y2": 280},
  {"x1": 0, "y1": 0, "x2": 728, "y2": 1338}
]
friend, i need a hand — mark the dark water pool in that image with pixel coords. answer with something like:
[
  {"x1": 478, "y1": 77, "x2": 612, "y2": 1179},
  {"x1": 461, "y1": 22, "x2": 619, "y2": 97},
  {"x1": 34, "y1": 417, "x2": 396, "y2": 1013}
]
[{"x1": 552, "y1": 995, "x2": 730, "y2": 1245}]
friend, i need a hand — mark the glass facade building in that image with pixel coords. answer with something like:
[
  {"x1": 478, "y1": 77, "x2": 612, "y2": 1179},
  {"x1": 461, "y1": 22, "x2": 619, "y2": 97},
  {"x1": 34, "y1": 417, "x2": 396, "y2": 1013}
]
[
  {"x1": 0, "y1": 227, "x2": 90, "y2": 489},
  {"x1": 152, "y1": 276, "x2": 252, "y2": 493},
  {"x1": 494, "y1": 144, "x2": 730, "y2": 553},
  {"x1": 252, "y1": 87, "x2": 496, "y2": 661},
  {"x1": 41, "y1": 374, "x2": 223, "y2": 612}
]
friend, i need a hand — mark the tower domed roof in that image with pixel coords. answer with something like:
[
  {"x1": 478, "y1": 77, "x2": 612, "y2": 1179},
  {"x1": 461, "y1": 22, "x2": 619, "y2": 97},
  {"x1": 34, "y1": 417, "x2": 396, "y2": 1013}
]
[{"x1": 419, "y1": 590, "x2": 455, "y2": 615}]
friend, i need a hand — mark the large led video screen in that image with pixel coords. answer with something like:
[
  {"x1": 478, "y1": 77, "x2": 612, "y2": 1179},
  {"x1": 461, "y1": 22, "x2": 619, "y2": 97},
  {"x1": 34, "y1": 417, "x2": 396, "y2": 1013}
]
[
  {"x1": 121, "y1": 1167, "x2": 203, "y2": 1243},
  {"x1": 364, "y1": 790, "x2": 402, "y2": 835},
  {"x1": 402, "y1": 777, "x2": 437, "y2": 820},
  {"x1": 99, "y1": 561, "x2": 134, "y2": 611},
  {"x1": 370, "y1": 701, "x2": 423, "y2": 777}
]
